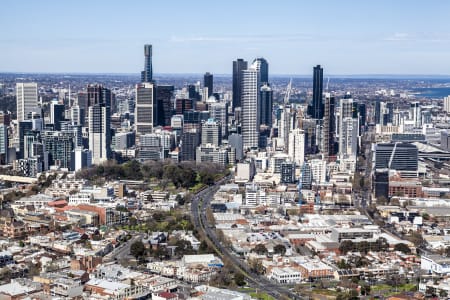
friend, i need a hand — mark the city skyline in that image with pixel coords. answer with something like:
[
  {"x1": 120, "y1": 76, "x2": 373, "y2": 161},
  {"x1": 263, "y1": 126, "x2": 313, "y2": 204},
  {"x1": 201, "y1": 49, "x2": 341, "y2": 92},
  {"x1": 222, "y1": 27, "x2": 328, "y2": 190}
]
[{"x1": 2, "y1": 0, "x2": 450, "y2": 75}]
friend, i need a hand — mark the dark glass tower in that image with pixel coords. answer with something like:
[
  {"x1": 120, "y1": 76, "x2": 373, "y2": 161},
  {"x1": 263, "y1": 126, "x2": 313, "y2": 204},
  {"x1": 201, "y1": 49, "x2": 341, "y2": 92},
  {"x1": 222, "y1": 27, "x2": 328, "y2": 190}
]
[
  {"x1": 232, "y1": 59, "x2": 248, "y2": 110},
  {"x1": 259, "y1": 84, "x2": 273, "y2": 127},
  {"x1": 203, "y1": 72, "x2": 213, "y2": 98},
  {"x1": 309, "y1": 65, "x2": 324, "y2": 119},
  {"x1": 253, "y1": 58, "x2": 269, "y2": 84},
  {"x1": 141, "y1": 44, "x2": 153, "y2": 83}
]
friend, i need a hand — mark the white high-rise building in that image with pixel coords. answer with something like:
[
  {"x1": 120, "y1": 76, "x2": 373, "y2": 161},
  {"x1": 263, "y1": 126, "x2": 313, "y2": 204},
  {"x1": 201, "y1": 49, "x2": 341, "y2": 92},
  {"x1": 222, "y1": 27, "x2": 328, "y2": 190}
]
[
  {"x1": 16, "y1": 83, "x2": 38, "y2": 122},
  {"x1": 288, "y1": 128, "x2": 305, "y2": 165},
  {"x1": 241, "y1": 64, "x2": 259, "y2": 150},
  {"x1": 88, "y1": 104, "x2": 111, "y2": 165},
  {"x1": 410, "y1": 102, "x2": 421, "y2": 128},
  {"x1": 444, "y1": 95, "x2": 450, "y2": 113},
  {"x1": 339, "y1": 117, "x2": 358, "y2": 159},
  {"x1": 135, "y1": 82, "x2": 155, "y2": 136}
]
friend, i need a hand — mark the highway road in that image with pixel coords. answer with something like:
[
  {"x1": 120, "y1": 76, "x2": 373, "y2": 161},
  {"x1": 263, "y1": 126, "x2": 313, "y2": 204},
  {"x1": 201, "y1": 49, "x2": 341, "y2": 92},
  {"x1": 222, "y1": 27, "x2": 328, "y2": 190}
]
[{"x1": 191, "y1": 175, "x2": 303, "y2": 300}]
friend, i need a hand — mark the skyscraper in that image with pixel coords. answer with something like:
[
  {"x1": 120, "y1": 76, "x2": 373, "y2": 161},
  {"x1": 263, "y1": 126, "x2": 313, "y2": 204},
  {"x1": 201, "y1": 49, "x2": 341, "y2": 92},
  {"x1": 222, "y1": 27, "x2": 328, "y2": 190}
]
[
  {"x1": 309, "y1": 65, "x2": 324, "y2": 119},
  {"x1": 322, "y1": 93, "x2": 336, "y2": 160},
  {"x1": 16, "y1": 83, "x2": 38, "y2": 122},
  {"x1": 0, "y1": 124, "x2": 8, "y2": 164},
  {"x1": 88, "y1": 103, "x2": 111, "y2": 164},
  {"x1": 444, "y1": 95, "x2": 450, "y2": 113},
  {"x1": 50, "y1": 102, "x2": 65, "y2": 131},
  {"x1": 201, "y1": 118, "x2": 222, "y2": 146},
  {"x1": 232, "y1": 59, "x2": 248, "y2": 110},
  {"x1": 141, "y1": 44, "x2": 153, "y2": 83},
  {"x1": 87, "y1": 84, "x2": 112, "y2": 107},
  {"x1": 135, "y1": 82, "x2": 155, "y2": 136},
  {"x1": 209, "y1": 102, "x2": 228, "y2": 138},
  {"x1": 288, "y1": 128, "x2": 305, "y2": 165},
  {"x1": 252, "y1": 58, "x2": 269, "y2": 84},
  {"x1": 155, "y1": 85, "x2": 174, "y2": 126},
  {"x1": 241, "y1": 63, "x2": 259, "y2": 150},
  {"x1": 410, "y1": 102, "x2": 421, "y2": 128},
  {"x1": 204, "y1": 72, "x2": 213, "y2": 98},
  {"x1": 259, "y1": 84, "x2": 273, "y2": 127}
]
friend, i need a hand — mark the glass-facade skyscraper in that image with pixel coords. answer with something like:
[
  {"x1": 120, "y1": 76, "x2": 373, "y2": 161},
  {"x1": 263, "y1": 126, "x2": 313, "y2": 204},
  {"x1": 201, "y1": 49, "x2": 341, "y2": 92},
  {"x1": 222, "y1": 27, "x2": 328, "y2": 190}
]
[
  {"x1": 141, "y1": 44, "x2": 153, "y2": 83},
  {"x1": 309, "y1": 65, "x2": 324, "y2": 120},
  {"x1": 232, "y1": 59, "x2": 248, "y2": 110}
]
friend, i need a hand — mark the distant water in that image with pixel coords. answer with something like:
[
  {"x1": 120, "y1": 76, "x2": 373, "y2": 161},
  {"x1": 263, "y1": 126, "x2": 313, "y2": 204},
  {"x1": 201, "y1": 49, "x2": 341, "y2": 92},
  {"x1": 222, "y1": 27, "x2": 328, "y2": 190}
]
[{"x1": 411, "y1": 87, "x2": 450, "y2": 98}]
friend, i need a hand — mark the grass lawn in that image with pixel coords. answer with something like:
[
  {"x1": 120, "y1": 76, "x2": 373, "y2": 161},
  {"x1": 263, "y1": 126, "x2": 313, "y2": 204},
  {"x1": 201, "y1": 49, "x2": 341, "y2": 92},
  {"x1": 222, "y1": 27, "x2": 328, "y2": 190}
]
[
  {"x1": 249, "y1": 292, "x2": 276, "y2": 300},
  {"x1": 312, "y1": 289, "x2": 339, "y2": 296}
]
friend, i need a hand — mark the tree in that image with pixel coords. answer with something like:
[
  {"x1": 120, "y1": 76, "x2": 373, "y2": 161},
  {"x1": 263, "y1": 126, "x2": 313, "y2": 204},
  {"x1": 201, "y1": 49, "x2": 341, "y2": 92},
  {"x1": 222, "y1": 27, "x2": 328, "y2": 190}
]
[
  {"x1": 377, "y1": 196, "x2": 388, "y2": 205},
  {"x1": 339, "y1": 240, "x2": 354, "y2": 254},
  {"x1": 360, "y1": 284, "x2": 371, "y2": 296},
  {"x1": 440, "y1": 289, "x2": 448, "y2": 299},
  {"x1": 175, "y1": 194, "x2": 185, "y2": 206},
  {"x1": 248, "y1": 258, "x2": 264, "y2": 275},
  {"x1": 253, "y1": 244, "x2": 268, "y2": 255},
  {"x1": 234, "y1": 272, "x2": 246, "y2": 286},
  {"x1": 394, "y1": 243, "x2": 411, "y2": 254},
  {"x1": 273, "y1": 244, "x2": 287, "y2": 256},
  {"x1": 174, "y1": 240, "x2": 195, "y2": 256},
  {"x1": 130, "y1": 241, "x2": 146, "y2": 259}
]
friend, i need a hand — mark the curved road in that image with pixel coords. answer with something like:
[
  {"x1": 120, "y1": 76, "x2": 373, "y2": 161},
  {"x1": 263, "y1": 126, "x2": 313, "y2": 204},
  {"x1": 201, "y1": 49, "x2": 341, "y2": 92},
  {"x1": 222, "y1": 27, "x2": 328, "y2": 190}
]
[{"x1": 191, "y1": 176, "x2": 303, "y2": 300}]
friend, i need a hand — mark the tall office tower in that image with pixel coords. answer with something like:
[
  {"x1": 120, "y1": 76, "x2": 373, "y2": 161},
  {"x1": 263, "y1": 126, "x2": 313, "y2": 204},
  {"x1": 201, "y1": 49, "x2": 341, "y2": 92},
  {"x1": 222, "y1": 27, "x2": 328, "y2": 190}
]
[
  {"x1": 204, "y1": 72, "x2": 213, "y2": 98},
  {"x1": 175, "y1": 99, "x2": 193, "y2": 115},
  {"x1": 71, "y1": 148, "x2": 92, "y2": 172},
  {"x1": 201, "y1": 118, "x2": 222, "y2": 146},
  {"x1": 358, "y1": 103, "x2": 367, "y2": 131},
  {"x1": 0, "y1": 124, "x2": 8, "y2": 164},
  {"x1": 61, "y1": 123, "x2": 83, "y2": 147},
  {"x1": 0, "y1": 112, "x2": 11, "y2": 126},
  {"x1": 88, "y1": 104, "x2": 111, "y2": 165},
  {"x1": 210, "y1": 102, "x2": 228, "y2": 138},
  {"x1": 42, "y1": 131, "x2": 74, "y2": 169},
  {"x1": 16, "y1": 83, "x2": 38, "y2": 122},
  {"x1": 87, "y1": 84, "x2": 112, "y2": 107},
  {"x1": 155, "y1": 85, "x2": 174, "y2": 126},
  {"x1": 50, "y1": 102, "x2": 65, "y2": 131},
  {"x1": 308, "y1": 65, "x2": 324, "y2": 119},
  {"x1": 241, "y1": 63, "x2": 259, "y2": 150},
  {"x1": 374, "y1": 143, "x2": 418, "y2": 175},
  {"x1": 252, "y1": 58, "x2": 269, "y2": 84},
  {"x1": 288, "y1": 128, "x2": 305, "y2": 165},
  {"x1": 339, "y1": 118, "x2": 358, "y2": 159},
  {"x1": 386, "y1": 102, "x2": 394, "y2": 124},
  {"x1": 259, "y1": 84, "x2": 273, "y2": 127},
  {"x1": 181, "y1": 128, "x2": 200, "y2": 161},
  {"x1": 279, "y1": 104, "x2": 293, "y2": 149},
  {"x1": 322, "y1": 93, "x2": 336, "y2": 160},
  {"x1": 141, "y1": 44, "x2": 153, "y2": 83},
  {"x1": 18, "y1": 120, "x2": 33, "y2": 159},
  {"x1": 70, "y1": 105, "x2": 83, "y2": 126},
  {"x1": 232, "y1": 58, "x2": 248, "y2": 110},
  {"x1": 187, "y1": 84, "x2": 200, "y2": 100},
  {"x1": 444, "y1": 95, "x2": 450, "y2": 113},
  {"x1": 135, "y1": 82, "x2": 155, "y2": 136},
  {"x1": 410, "y1": 102, "x2": 422, "y2": 127},
  {"x1": 228, "y1": 133, "x2": 243, "y2": 161}
]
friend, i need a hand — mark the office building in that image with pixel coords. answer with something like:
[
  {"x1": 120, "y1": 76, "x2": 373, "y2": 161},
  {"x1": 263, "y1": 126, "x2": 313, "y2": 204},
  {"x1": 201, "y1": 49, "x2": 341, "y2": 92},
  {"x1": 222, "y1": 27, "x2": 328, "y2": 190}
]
[
  {"x1": 16, "y1": 82, "x2": 38, "y2": 122},
  {"x1": 444, "y1": 96, "x2": 450, "y2": 113},
  {"x1": 87, "y1": 84, "x2": 112, "y2": 107},
  {"x1": 50, "y1": 102, "x2": 65, "y2": 131},
  {"x1": 204, "y1": 72, "x2": 213, "y2": 98},
  {"x1": 232, "y1": 59, "x2": 248, "y2": 110},
  {"x1": 42, "y1": 131, "x2": 74, "y2": 169},
  {"x1": 135, "y1": 82, "x2": 155, "y2": 136},
  {"x1": 181, "y1": 128, "x2": 200, "y2": 161},
  {"x1": 18, "y1": 120, "x2": 33, "y2": 159},
  {"x1": 71, "y1": 148, "x2": 92, "y2": 172},
  {"x1": 260, "y1": 84, "x2": 273, "y2": 127},
  {"x1": 410, "y1": 102, "x2": 421, "y2": 128},
  {"x1": 201, "y1": 119, "x2": 222, "y2": 146},
  {"x1": 339, "y1": 118, "x2": 359, "y2": 159},
  {"x1": 155, "y1": 85, "x2": 174, "y2": 126},
  {"x1": 228, "y1": 133, "x2": 243, "y2": 161},
  {"x1": 88, "y1": 104, "x2": 111, "y2": 164},
  {"x1": 374, "y1": 143, "x2": 418, "y2": 172},
  {"x1": 281, "y1": 161, "x2": 296, "y2": 184},
  {"x1": 175, "y1": 99, "x2": 193, "y2": 115},
  {"x1": 308, "y1": 65, "x2": 323, "y2": 120},
  {"x1": 209, "y1": 102, "x2": 228, "y2": 138},
  {"x1": 0, "y1": 124, "x2": 8, "y2": 164},
  {"x1": 252, "y1": 58, "x2": 269, "y2": 84},
  {"x1": 196, "y1": 144, "x2": 235, "y2": 166},
  {"x1": 288, "y1": 128, "x2": 305, "y2": 165},
  {"x1": 322, "y1": 93, "x2": 336, "y2": 160},
  {"x1": 241, "y1": 62, "x2": 259, "y2": 150},
  {"x1": 141, "y1": 44, "x2": 153, "y2": 83}
]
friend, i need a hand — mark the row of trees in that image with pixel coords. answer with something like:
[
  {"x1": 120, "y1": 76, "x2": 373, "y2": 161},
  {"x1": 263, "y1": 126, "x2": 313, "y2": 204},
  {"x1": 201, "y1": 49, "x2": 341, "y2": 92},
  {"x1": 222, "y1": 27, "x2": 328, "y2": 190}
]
[
  {"x1": 339, "y1": 238, "x2": 391, "y2": 255},
  {"x1": 75, "y1": 160, "x2": 229, "y2": 189}
]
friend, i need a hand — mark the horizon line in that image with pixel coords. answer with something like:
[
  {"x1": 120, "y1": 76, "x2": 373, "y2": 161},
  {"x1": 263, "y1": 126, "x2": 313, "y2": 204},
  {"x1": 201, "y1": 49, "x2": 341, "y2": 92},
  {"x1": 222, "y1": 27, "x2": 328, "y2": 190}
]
[{"x1": 2, "y1": 71, "x2": 450, "y2": 78}]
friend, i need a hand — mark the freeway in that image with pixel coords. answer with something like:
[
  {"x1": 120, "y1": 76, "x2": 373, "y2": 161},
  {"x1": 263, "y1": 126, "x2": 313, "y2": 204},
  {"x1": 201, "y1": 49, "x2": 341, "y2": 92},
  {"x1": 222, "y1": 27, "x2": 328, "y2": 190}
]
[{"x1": 191, "y1": 176, "x2": 303, "y2": 300}]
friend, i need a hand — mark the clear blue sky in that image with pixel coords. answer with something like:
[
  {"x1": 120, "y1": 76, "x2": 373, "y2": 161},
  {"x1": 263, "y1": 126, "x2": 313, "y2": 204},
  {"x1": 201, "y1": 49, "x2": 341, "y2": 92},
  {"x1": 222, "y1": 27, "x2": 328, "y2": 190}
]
[{"x1": 2, "y1": 0, "x2": 450, "y2": 75}]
